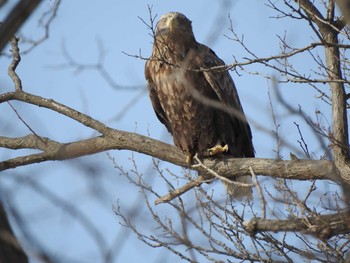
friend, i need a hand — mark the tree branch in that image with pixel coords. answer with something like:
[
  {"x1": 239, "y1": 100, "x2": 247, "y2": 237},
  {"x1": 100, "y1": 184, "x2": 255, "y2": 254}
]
[
  {"x1": 0, "y1": 0, "x2": 41, "y2": 53},
  {"x1": 0, "y1": 91, "x2": 111, "y2": 135},
  {"x1": 155, "y1": 175, "x2": 211, "y2": 205},
  {"x1": 0, "y1": 91, "x2": 341, "y2": 182},
  {"x1": 243, "y1": 211, "x2": 350, "y2": 239},
  {"x1": 8, "y1": 36, "x2": 22, "y2": 91},
  {"x1": 0, "y1": 132, "x2": 339, "y2": 181},
  {"x1": 298, "y1": 0, "x2": 335, "y2": 33},
  {"x1": 298, "y1": 0, "x2": 350, "y2": 186}
]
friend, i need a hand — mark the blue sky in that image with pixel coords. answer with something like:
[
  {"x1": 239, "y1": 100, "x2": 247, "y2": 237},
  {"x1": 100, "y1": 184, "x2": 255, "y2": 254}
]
[{"x1": 0, "y1": 1, "x2": 337, "y2": 262}]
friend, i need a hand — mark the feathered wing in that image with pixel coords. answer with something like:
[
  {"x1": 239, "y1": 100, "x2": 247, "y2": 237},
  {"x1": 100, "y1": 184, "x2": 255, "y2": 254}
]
[
  {"x1": 193, "y1": 44, "x2": 254, "y2": 157},
  {"x1": 193, "y1": 44, "x2": 254, "y2": 199},
  {"x1": 145, "y1": 60, "x2": 173, "y2": 135}
]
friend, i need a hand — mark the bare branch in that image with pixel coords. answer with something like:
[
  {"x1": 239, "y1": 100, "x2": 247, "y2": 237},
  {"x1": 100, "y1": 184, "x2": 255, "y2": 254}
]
[
  {"x1": 244, "y1": 211, "x2": 350, "y2": 239},
  {"x1": 250, "y1": 166, "x2": 266, "y2": 219},
  {"x1": 0, "y1": 129, "x2": 339, "y2": 187},
  {"x1": 193, "y1": 155, "x2": 253, "y2": 187},
  {"x1": 296, "y1": 0, "x2": 350, "y2": 184},
  {"x1": 6, "y1": 102, "x2": 46, "y2": 145},
  {"x1": 8, "y1": 36, "x2": 22, "y2": 91},
  {"x1": 154, "y1": 175, "x2": 210, "y2": 205},
  {"x1": 19, "y1": 0, "x2": 60, "y2": 54},
  {"x1": 0, "y1": 91, "x2": 111, "y2": 135},
  {"x1": 0, "y1": 0, "x2": 41, "y2": 53},
  {"x1": 52, "y1": 41, "x2": 144, "y2": 90}
]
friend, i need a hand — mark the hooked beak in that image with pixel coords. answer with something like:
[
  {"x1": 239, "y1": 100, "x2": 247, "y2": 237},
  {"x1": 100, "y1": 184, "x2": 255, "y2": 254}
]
[
  {"x1": 167, "y1": 16, "x2": 175, "y2": 34},
  {"x1": 157, "y1": 15, "x2": 179, "y2": 37}
]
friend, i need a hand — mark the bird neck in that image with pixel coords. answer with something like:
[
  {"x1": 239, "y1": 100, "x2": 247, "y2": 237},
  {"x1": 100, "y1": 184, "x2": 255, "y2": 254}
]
[{"x1": 155, "y1": 35, "x2": 196, "y2": 60}]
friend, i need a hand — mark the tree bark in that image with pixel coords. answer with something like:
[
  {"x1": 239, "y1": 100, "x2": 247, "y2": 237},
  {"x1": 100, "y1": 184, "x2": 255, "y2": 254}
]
[
  {"x1": 324, "y1": 31, "x2": 350, "y2": 185},
  {"x1": 243, "y1": 211, "x2": 350, "y2": 239},
  {"x1": 298, "y1": 0, "x2": 350, "y2": 186}
]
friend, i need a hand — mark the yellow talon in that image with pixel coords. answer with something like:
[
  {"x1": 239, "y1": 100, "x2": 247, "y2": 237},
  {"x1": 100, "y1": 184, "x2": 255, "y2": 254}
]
[
  {"x1": 185, "y1": 155, "x2": 192, "y2": 164},
  {"x1": 208, "y1": 144, "x2": 229, "y2": 156}
]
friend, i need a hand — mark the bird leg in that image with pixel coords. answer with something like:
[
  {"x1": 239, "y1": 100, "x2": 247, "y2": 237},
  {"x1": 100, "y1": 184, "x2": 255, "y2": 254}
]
[{"x1": 208, "y1": 144, "x2": 228, "y2": 156}]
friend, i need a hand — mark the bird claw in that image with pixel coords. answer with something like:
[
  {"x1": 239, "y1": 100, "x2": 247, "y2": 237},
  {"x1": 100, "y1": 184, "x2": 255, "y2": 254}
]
[
  {"x1": 185, "y1": 155, "x2": 192, "y2": 164},
  {"x1": 208, "y1": 144, "x2": 229, "y2": 156}
]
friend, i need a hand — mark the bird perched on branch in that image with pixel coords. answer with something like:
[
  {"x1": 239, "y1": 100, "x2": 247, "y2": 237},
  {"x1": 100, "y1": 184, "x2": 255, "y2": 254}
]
[{"x1": 145, "y1": 12, "x2": 254, "y2": 199}]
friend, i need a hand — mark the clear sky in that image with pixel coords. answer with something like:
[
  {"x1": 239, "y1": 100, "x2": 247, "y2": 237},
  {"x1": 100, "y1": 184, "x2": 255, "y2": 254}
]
[{"x1": 0, "y1": 1, "x2": 335, "y2": 262}]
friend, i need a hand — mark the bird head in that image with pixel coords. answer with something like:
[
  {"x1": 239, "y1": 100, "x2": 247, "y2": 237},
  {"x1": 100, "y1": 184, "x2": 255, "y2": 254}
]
[{"x1": 155, "y1": 12, "x2": 195, "y2": 42}]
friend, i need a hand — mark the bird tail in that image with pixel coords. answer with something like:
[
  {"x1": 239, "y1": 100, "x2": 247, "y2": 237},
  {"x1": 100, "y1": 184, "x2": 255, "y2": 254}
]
[{"x1": 222, "y1": 175, "x2": 252, "y2": 200}]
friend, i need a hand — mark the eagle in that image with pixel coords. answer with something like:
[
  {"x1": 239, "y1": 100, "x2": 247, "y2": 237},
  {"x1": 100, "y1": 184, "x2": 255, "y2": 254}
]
[{"x1": 145, "y1": 12, "x2": 254, "y2": 199}]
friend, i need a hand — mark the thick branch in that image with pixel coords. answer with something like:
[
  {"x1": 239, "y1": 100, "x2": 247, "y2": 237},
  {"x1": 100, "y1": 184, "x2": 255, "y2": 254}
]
[
  {"x1": 0, "y1": 132, "x2": 339, "y2": 183},
  {"x1": 0, "y1": 133, "x2": 183, "y2": 171},
  {"x1": 0, "y1": 90, "x2": 340, "y2": 178},
  {"x1": 298, "y1": 1, "x2": 350, "y2": 185},
  {"x1": 0, "y1": 90, "x2": 343, "y2": 205},
  {"x1": 0, "y1": 0, "x2": 41, "y2": 53},
  {"x1": 155, "y1": 157, "x2": 339, "y2": 205},
  {"x1": 298, "y1": 0, "x2": 334, "y2": 32},
  {"x1": 325, "y1": 36, "x2": 350, "y2": 182},
  {"x1": 244, "y1": 211, "x2": 350, "y2": 239}
]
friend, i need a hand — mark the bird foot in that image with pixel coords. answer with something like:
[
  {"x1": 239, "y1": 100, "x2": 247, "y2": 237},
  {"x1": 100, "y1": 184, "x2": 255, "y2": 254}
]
[
  {"x1": 208, "y1": 144, "x2": 229, "y2": 156},
  {"x1": 185, "y1": 155, "x2": 192, "y2": 164}
]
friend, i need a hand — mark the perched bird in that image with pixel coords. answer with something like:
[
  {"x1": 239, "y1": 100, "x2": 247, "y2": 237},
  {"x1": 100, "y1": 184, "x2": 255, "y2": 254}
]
[{"x1": 145, "y1": 12, "x2": 254, "y2": 199}]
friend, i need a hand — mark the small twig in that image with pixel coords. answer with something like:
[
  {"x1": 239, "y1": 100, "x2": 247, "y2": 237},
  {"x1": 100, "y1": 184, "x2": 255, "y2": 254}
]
[
  {"x1": 250, "y1": 166, "x2": 266, "y2": 219},
  {"x1": 303, "y1": 181, "x2": 316, "y2": 205},
  {"x1": 193, "y1": 155, "x2": 252, "y2": 187},
  {"x1": 8, "y1": 36, "x2": 22, "y2": 91},
  {"x1": 268, "y1": 85, "x2": 281, "y2": 159},
  {"x1": 294, "y1": 122, "x2": 310, "y2": 158},
  {"x1": 52, "y1": 41, "x2": 143, "y2": 90},
  {"x1": 19, "y1": 0, "x2": 61, "y2": 54},
  {"x1": 6, "y1": 101, "x2": 46, "y2": 145},
  {"x1": 154, "y1": 175, "x2": 211, "y2": 205}
]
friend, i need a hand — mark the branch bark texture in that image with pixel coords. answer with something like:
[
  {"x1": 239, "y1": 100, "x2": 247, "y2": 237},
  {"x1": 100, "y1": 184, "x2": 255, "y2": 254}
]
[
  {"x1": 244, "y1": 211, "x2": 350, "y2": 239},
  {"x1": 299, "y1": 0, "x2": 350, "y2": 185}
]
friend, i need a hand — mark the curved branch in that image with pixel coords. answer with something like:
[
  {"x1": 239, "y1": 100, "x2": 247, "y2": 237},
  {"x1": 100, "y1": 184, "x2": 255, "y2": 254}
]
[
  {"x1": 8, "y1": 36, "x2": 22, "y2": 91},
  {"x1": 0, "y1": 91, "x2": 111, "y2": 134}
]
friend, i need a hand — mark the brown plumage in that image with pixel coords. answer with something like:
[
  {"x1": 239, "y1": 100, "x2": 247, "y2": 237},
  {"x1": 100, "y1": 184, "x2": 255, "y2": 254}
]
[{"x1": 145, "y1": 12, "x2": 254, "y2": 199}]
